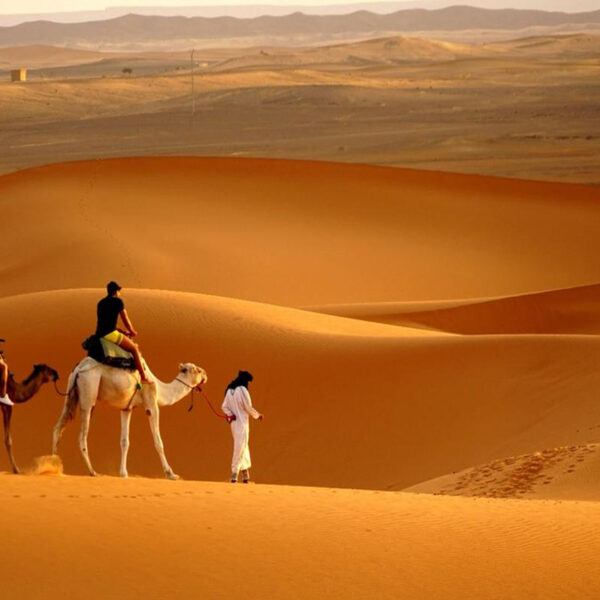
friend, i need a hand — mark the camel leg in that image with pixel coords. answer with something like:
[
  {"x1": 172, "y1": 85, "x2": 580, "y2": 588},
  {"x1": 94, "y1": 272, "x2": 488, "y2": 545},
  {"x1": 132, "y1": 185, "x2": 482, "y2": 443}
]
[
  {"x1": 52, "y1": 402, "x2": 73, "y2": 455},
  {"x1": 79, "y1": 407, "x2": 97, "y2": 476},
  {"x1": 146, "y1": 406, "x2": 178, "y2": 480},
  {"x1": 120, "y1": 410, "x2": 132, "y2": 478},
  {"x1": 2, "y1": 406, "x2": 19, "y2": 474}
]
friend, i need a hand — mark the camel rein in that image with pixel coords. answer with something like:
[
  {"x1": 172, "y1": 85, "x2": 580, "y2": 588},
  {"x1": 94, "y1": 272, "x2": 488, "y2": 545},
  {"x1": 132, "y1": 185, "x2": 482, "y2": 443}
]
[
  {"x1": 54, "y1": 380, "x2": 69, "y2": 397},
  {"x1": 175, "y1": 377, "x2": 229, "y2": 420}
]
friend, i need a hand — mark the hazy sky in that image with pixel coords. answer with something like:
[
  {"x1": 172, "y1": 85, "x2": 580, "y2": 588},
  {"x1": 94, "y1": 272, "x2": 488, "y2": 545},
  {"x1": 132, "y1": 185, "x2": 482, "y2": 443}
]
[
  {"x1": 2, "y1": 0, "x2": 378, "y2": 11},
  {"x1": 0, "y1": 0, "x2": 594, "y2": 15}
]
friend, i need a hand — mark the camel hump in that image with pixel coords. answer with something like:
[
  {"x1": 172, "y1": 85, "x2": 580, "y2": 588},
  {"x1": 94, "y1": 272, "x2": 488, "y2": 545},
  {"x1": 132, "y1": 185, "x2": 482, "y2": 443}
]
[
  {"x1": 67, "y1": 357, "x2": 100, "y2": 392},
  {"x1": 76, "y1": 356, "x2": 102, "y2": 373}
]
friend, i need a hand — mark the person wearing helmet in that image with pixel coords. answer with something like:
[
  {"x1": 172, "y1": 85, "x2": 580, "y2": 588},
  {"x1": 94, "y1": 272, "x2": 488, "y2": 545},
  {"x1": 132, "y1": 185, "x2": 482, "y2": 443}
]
[
  {"x1": 96, "y1": 281, "x2": 151, "y2": 384},
  {"x1": 221, "y1": 370, "x2": 263, "y2": 483}
]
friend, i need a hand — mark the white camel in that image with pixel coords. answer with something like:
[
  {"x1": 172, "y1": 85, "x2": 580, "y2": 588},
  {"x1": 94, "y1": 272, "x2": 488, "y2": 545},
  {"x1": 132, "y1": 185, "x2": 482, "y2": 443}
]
[{"x1": 52, "y1": 358, "x2": 207, "y2": 479}]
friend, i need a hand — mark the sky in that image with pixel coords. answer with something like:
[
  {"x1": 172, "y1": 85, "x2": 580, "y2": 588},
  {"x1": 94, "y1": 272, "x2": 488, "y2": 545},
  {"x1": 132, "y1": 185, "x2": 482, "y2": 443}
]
[
  {"x1": 0, "y1": 0, "x2": 501, "y2": 14},
  {"x1": 0, "y1": 0, "x2": 595, "y2": 16},
  {"x1": 2, "y1": 0, "x2": 373, "y2": 10}
]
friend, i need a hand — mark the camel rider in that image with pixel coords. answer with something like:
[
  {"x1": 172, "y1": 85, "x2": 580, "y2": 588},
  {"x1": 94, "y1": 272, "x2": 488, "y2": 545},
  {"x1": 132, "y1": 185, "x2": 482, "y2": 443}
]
[
  {"x1": 221, "y1": 370, "x2": 263, "y2": 483},
  {"x1": 96, "y1": 281, "x2": 151, "y2": 384},
  {"x1": 0, "y1": 339, "x2": 14, "y2": 406}
]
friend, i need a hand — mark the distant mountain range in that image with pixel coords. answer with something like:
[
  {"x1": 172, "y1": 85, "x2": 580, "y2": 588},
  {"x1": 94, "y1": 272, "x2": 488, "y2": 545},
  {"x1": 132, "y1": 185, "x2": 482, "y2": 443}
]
[
  {"x1": 2, "y1": 2, "x2": 600, "y2": 27},
  {"x1": 2, "y1": 6, "x2": 600, "y2": 48}
]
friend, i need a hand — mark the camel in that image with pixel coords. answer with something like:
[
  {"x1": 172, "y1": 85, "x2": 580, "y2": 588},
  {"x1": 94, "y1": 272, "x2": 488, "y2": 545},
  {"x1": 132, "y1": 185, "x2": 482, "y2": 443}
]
[
  {"x1": 52, "y1": 358, "x2": 207, "y2": 479},
  {"x1": 2, "y1": 364, "x2": 60, "y2": 474}
]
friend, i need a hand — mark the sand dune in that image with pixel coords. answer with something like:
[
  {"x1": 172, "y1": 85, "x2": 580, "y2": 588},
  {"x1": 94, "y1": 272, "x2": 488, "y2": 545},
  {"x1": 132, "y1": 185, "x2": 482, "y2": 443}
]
[
  {"x1": 209, "y1": 36, "x2": 474, "y2": 72},
  {"x1": 0, "y1": 44, "x2": 106, "y2": 69},
  {"x1": 485, "y1": 32, "x2": 600, "y2": 57},
  {"x1": 407, "y1": 443, "x2": 600, "y2": 501},
  {"x1": 2, "y1": 287, "x2": 600, "y2": 493},
  {"x1": 2, "y1": 158, "x2": 600, "y2": 305},
  {"x1": 311, "y1": 283, "x2": 600, "y2": 334},
  {"x1": 3, "y1": 33, "x2": 598, "y2": 76},
  {"x1": 3, "y1": 154, "x2": 600, "y2": 597},
  {"x1": 2, "y1": 158, "x2": 600, "y2": 494},
  {"x1": 3, "y1": 475, "x2": 600, "y2": 600}
]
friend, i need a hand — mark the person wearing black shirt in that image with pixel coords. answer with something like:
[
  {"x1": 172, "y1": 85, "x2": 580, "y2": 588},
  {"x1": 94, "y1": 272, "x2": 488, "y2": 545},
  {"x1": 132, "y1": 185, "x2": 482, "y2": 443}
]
[{"x1": 96, "y1": 281, "x2": 151, "y2": 383}]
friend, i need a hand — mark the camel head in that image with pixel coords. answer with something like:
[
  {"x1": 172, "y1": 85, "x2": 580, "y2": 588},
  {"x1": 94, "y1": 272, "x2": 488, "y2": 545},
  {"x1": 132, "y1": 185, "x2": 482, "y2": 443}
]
[
  {"x1": 33, "y1": 363, "x2": 60, "y2": 383},
  {"x1": 178, "y1": 363, "x2": 208, "y2": 389}
]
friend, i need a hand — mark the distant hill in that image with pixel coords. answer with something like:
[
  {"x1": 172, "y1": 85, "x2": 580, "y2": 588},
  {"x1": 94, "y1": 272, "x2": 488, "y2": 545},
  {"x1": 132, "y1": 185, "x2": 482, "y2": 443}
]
[
  {"x1": 1, "y1": 7, "x2": 600, "y2": 49},
  {"x1": 2, "y1": 2, "x2": 600, "y2": 27},
  {"x1": 2, "y1": 32, "x2": 599, "y2": 78}
]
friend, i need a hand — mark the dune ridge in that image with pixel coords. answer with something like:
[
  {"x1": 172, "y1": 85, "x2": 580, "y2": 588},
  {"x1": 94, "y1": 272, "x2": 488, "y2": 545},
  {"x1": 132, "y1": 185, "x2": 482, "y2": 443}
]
[
  {"x1": 311, "y1": 282, "x2": 600, "y2": 334},
  {"x1": 2, "y1": 157, "x2": 600, "y2": 305}
]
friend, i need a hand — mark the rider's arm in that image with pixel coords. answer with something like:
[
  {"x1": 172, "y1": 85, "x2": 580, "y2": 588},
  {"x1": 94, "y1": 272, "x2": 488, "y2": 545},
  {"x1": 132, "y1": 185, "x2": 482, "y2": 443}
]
[{"x1": 120, "y1": 310, "x2": 138, "y2": 338}]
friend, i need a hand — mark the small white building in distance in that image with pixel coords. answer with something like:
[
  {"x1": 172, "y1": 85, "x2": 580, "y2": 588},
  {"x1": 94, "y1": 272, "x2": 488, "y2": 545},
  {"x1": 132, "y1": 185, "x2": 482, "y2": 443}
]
[{"x1": 11, "y1": 69, "x2": 27, "y2": 82}]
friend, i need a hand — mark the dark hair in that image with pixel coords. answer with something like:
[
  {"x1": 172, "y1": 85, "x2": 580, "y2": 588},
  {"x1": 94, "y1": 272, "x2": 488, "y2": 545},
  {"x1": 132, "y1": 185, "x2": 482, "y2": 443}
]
[
  {"x1": 107, "y1": 281, "x2": 122, "y2": 295},
  {"x1": 226, "y1": 370, "x2": 253, "y2": 393}
]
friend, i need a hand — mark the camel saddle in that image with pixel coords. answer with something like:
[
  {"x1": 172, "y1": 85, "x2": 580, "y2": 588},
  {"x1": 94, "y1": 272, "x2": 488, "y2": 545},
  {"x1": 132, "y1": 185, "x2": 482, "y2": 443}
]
[{"x1": 82, "y1": 335, "x2": 135, "y2": 370}]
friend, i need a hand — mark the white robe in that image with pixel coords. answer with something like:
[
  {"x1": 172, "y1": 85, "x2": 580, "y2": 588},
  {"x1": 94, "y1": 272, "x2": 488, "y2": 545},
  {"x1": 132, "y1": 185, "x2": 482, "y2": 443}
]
[{"x1": 221, "y1": 386, "x2": 261, "y2": 473}]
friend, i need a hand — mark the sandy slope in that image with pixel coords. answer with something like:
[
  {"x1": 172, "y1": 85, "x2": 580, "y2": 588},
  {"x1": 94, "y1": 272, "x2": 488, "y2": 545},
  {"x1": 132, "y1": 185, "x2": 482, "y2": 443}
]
[
  {"x1": 2, "y1": 288, "x2": 600, "y2": 492},
  {"x1": 2, "y1": 157, "x2": 600, "y2": 305},
  {"x1": 407, "y1": 443, "x2": 600, "y2": 501},
  {"x1": 2, "y1": 475, "x2": 600, "y2": 600},
  {"x1": 311, "y1": 283, "x2": 600, "y2": 334}
]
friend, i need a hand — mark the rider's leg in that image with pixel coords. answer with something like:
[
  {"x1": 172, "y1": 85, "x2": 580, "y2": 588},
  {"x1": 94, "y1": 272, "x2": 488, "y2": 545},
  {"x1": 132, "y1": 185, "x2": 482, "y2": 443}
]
[
  {"x1": 118, "y1": 336, "x2": 151, "y2": 383},
  {"x1": 0, "y1": 361, "x2": 7, "y2": 396},
  {"x1": 0, "y1": 360, "x2": 13, "y2": 405}
]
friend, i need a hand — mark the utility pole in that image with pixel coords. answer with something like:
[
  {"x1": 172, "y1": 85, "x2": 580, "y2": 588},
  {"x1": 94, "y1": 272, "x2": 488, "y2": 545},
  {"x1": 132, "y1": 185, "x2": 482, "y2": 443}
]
[{"x1": 190, "y1": 48, "x2": 195, "y2": 116}]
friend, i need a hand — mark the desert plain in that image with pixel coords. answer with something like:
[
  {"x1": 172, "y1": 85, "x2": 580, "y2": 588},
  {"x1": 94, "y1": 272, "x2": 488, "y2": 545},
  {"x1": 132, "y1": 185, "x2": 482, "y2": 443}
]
[
  {"x1": 2, "y1": 14, "x2": 600, "y2": 600},
  {"x1": 1, "y1": 31, "x2": 600, "y2": 182}
]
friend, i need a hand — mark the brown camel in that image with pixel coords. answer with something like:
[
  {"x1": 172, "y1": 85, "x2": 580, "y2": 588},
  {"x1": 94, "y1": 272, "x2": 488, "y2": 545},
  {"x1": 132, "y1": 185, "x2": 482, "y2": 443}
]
[{"x1": 2, "y1": 364, "x2": 59, "y2": 474}]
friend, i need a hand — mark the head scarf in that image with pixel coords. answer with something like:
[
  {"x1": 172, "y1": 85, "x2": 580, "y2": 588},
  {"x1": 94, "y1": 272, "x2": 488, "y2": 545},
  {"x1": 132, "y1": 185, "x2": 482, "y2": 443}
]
[{"x1": 226, "y1": 370, "x2": 253, "y2": 393}]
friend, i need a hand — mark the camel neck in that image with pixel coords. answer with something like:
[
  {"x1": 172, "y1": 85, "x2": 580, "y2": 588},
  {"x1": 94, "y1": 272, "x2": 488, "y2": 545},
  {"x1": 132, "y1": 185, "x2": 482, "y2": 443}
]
[
  {"x1": 10, "y1": 372, "x2": 44, "y2": 403},
  {"x1": 155, "y1": 377, "x2": 194, "y2": 407}
]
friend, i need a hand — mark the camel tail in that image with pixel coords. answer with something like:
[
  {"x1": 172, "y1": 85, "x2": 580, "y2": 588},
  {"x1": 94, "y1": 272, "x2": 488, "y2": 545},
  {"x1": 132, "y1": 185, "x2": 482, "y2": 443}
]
[
  {"x1": 52, "y1": 372, "x2": 80, "y2": 456},
  {"x1": 65, "y1": 375, "x2": 79, "y2": 422}
]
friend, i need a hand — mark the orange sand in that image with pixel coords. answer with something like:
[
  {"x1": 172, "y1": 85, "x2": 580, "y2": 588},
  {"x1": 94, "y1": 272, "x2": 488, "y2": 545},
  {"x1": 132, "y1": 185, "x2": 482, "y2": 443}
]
[
  {"x1": 2, "y1": 158, "x2": 600, "y2": 304},
  {"x1": 3, "y1": 475, "x2": 600, "y2": 600},
  {"x1": 2, "y1": 156, "x2": 600, "y2": 598},
  {"x1": 312, "y1": 283, "x2": 600, "y2": 334}
]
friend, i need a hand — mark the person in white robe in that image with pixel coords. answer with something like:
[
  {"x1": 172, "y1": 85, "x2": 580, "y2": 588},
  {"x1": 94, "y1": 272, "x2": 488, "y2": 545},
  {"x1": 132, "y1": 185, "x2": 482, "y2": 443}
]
[
  {"x1": 221, "y1": 370, "x2": 263, "y2": 483},
  {"x1": 0, "y1": 341, "x2": 14, "y2": 406}
]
